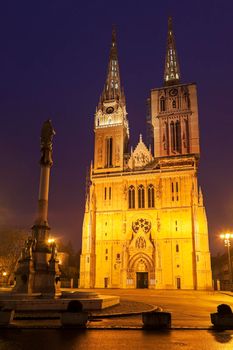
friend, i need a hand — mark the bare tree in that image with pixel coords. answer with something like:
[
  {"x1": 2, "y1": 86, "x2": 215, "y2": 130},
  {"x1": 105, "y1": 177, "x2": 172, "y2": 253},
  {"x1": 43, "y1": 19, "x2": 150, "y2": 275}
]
[{"x1": 0, "y1": 228, "x2": 28, "y2": 283}]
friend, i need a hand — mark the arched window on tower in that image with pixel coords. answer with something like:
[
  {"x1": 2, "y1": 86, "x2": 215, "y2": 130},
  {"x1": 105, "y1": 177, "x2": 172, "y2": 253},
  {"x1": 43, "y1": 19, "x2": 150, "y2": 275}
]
[
  {"x1": 148, "y1": 184, "x2": 155, "y2": 208},
  {"x1": 128, "y1": 185, "x2": 135, "y2": 209},
  {"x1": 175, "y1": 120, "x2": 181, "y2": 153},
  {"x1": 138, "y1": 185, "x2": 145, "y2": 208},
  {"x1": 170, "y1": 121, "x2": 175, "y2": 151},
  {"x1": 160, "y1": 97, "x2": 165, "y2": 112},
  {"x1": 184, "y1": 119, "x2": 189, "y2": 151},
  {"x1": 105, "y1": 137, "x2": 113, "y2": 167},
  {"x1": 170, "y1": 120, "x2": 181, "y2": 153},
  {"x1": 163, "y1": 122, "x2": 169, "y2": 151},
  {"x1": 171, "y1": 181, "x2": 174, "y2": 201},
  {"x1": 172, "y1": 100, "x2": 176, "y2": 108}
]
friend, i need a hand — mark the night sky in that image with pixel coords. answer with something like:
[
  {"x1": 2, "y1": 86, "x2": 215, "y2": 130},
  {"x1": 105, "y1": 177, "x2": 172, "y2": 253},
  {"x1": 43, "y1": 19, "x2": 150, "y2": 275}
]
[{"x1": 0, "y1": 0, "x2": 232, "y2": 255}]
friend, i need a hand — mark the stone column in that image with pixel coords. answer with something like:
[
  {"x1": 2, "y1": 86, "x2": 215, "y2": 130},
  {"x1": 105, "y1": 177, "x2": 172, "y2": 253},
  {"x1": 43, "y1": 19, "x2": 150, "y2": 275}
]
[
  {"x1": 13, "y1": 120, "x2": 60, "y2": 296},
  {"x1": 32, "y1": 120, "x2": 55, "y2": 246}
]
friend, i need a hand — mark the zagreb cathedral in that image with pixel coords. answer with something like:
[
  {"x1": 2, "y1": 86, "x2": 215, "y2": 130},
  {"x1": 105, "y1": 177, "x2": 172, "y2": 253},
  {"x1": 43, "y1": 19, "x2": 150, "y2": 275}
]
[{"x1": 79, "y1": 18, "x2": 212, "y2": 289}]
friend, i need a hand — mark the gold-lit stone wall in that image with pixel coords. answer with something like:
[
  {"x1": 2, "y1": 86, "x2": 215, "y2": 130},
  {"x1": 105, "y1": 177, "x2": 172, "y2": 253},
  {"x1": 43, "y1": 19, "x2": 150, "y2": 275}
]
[{"x1": 80, "y1": 161, "x2": 212, "y2": 289}]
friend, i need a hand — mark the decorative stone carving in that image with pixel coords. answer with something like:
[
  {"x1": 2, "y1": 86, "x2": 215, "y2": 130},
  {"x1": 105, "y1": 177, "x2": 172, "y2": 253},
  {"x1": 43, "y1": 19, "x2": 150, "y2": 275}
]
[
  {"x1": 40, "y1": 120, "x2": 55, "y2": 166},
  {"x1": 136, "y1": 236, "x2": 146, "y2": 249},
  {"x1": 97, "y1": 136, "x2": 103, "y2": 164},
  {"x1": 25, "y1": 238, "x2": 34, "y2": 259},
  {"x1": 122, "y1": 183, "x2": 127, "y2": 200},
  {"x1": 115, "y1": 136, "x2": 121, "y2": 164},
  {"x1": 156, "y1": 213, "x2": 161, "y2": 232},
  {"x1": 155, "y1": 179, "x2": 162, "y2": 200},
  {"x1": 132, "y1": 218, "x2": 151, "y2": 234},
  {"x1": 50, "y1": 242, "x2": 58, "y2": 261},
  {"x1": 128, "y1": 134, "x2": 153, "y2": 169}
]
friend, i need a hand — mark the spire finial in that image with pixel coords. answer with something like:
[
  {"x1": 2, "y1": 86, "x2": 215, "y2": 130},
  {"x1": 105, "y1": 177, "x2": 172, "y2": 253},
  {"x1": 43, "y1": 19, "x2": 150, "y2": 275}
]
[
  {"x1": 100, "y1": 26, "x2": 123, "y2": 103},
  {"x1": 164, "y1": 16, "x2": 181, "y2": 86},
  {"x1": 168, "y1": 16, "x2": 172, "y2": 32},
  {"x1": 112, "y1": 24, "x2": 117, "y2": 46}
]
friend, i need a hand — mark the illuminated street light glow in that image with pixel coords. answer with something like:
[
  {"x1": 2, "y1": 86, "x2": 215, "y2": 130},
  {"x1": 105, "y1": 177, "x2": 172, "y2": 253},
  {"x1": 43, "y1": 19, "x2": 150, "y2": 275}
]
[
  {"x1": 2, "y1": 272, "x2": 7, "y2": 276},
  {"x1": 220, "y1": 233, "x2": 233, "y2": 246},
  {"x1": 220, "y1": 232, "x2": 233, "y2": 291},
  {"x1": 48, "y1": 238, "x2": 55, "y2": 244}
]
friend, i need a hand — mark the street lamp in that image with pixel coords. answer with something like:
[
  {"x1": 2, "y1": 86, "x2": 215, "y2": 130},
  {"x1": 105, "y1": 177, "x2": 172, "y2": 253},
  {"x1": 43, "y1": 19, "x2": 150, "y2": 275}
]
[
  {"x1": 220, "y1": 233, "x2": 233, "y2": 291},
  {"x1": 2, "y1": 271, "x2": 7, "y2": 287}
]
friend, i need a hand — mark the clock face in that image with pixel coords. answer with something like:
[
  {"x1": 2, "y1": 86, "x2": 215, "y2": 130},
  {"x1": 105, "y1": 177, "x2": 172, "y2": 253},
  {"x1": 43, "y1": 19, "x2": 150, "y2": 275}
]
[
  {"x1": 169, "y1": 88, "x2": 178, "y2": 96},
  {"x1": 106, "y1": 106, "x2": 114, "y2": 114}
]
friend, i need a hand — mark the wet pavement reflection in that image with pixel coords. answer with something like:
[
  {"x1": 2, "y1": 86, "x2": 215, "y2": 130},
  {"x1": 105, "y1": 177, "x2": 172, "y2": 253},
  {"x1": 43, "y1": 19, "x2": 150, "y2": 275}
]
[{"x1": 1, "y1": 329, "x2": 233, "y2": 350}]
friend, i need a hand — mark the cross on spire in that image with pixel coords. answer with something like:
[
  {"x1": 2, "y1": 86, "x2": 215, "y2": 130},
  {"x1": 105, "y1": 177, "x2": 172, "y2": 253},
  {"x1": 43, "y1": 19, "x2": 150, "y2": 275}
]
[
  {"x1": 101, "y1": 26, "x2": 124, "y2": 103},
  {"x1": 164, "y1": 17, "x2": 181, "y2": 86}
]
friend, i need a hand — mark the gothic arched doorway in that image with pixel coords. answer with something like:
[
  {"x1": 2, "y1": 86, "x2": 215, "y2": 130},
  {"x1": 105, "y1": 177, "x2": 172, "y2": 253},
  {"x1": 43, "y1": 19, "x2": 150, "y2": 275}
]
[
  {"x1": 127, "y1": 253, "x2": 154, "y2": 289},
  {"x1": 136, "y1": 259, "x2": 148, "y2": 288}
]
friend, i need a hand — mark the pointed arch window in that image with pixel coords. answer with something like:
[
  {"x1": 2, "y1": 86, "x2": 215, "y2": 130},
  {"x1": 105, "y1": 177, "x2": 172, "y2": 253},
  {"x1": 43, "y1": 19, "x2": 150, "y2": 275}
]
[
  {"x1": 163, "y1": 122, "x2": 169, "y2": 150},
  {"x1": 171, "y1": 181, "x2": 179, "y2": 202},
  {"x1": 176, "y1": 181, "x2": 179, "y2": 201},
  {"x1": 175, "y1": 121, "x2": 181, "y2": 152},
  {"x1": 170, "y1": 121, "x2": 175, "y2": 151},
  {"x1": 172, "y1": 100, "x2": 176, "y2": 108},
  {"x1": 184, "y1": 119, "x2": 189, "y2": 151},
  {"x1": 170, "y1": 120, "x2": 181, "y2": 153},
  {"x1": 128, "y1": 185, "x2": 135, "y2": 209},
  {"x1": 106, "y1": 137, "x2": 113, "y2": 167},
  {"x1": 104, "y1": 187, "x2": 107, "y2": 200},
  {"x1": 138, "y1": 185, "x2": 145, "y2": 208},
  {"x1": 160, "y1": 97, "x2": 165, "y2": 112},
  {"x1": 148, "y1": 184, "x2": 155, "y2": 208},
  {"x1": 171, "y1": 181, "x2": 174, "y2": 201}
]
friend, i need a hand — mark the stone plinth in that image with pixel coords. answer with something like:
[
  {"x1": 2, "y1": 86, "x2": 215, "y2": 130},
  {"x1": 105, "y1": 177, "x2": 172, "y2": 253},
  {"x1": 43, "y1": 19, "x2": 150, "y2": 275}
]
[
  {"x1": 61, "y1": 312, "x2": 89, "y2": 327},
  {"x1": 0, "y1": 292, "x2": 120, "y2": 312},
  {"x1": 142, "y1": 311, "x2": 171, "y2": 329},
  {"x1": 0, "y1": 310, "x2": 15, "y2": 326},
  {"x1": 211, "y1": 313, "x2": 233, "y2": 328}
]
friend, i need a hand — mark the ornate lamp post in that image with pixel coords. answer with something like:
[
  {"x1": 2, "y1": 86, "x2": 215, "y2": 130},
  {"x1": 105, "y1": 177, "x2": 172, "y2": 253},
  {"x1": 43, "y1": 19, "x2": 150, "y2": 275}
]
[{"x1": 220, "y1": 233, "x2": 233, "y2": 291}]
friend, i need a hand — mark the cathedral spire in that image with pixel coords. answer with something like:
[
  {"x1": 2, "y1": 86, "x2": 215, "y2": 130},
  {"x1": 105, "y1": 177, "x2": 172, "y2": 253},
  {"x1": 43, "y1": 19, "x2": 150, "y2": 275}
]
[
  {"x1": 101, "y1": 26, "x2": 123, "y2": 102},
  {"x1": 164, "y1": 17, "x2": 181, "y2": 86}
]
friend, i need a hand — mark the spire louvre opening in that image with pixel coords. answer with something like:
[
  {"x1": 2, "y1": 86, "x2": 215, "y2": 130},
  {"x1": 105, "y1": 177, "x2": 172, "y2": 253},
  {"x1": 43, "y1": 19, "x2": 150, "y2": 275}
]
[{"x1": 164, "y1": 16, "x2": 181, "y2": 86}]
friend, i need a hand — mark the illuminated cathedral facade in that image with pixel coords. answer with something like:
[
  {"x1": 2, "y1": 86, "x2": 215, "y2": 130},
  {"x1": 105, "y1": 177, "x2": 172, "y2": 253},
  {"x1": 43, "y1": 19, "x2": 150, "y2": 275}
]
[{"x1": 79, "y1": 18, "x2": 212, "y2": 289}]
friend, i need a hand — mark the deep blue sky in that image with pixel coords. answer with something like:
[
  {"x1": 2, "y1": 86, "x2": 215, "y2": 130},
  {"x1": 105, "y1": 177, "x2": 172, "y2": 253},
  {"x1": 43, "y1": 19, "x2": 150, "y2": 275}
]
[{"x1": 0, "y1": 0, "x2": 232, "y2": 255}]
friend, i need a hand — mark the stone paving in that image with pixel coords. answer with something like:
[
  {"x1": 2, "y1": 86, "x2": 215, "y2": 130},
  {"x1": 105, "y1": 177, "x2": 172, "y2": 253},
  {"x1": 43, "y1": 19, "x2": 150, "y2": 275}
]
[
  {"x1": 2, "y1": 290, "x2": 233, "y2": 329},
  {"x1": 92, "y1": 300, "x2": 155, "y2": 316},
  {"x1": 7, "y1": 300, "x2": 153, "y2": 328}
]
